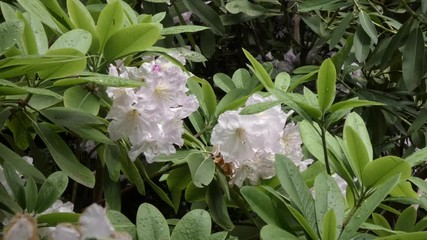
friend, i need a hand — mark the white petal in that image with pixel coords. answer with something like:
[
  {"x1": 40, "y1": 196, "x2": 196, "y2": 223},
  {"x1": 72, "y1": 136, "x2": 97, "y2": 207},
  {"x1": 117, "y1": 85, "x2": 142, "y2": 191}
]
[
  {"x1": 49, "y1": 224, "x2": 80, "y2": 240},
  {"x1": 79, "y1": 204, "x2": 114, "y2": 239}
]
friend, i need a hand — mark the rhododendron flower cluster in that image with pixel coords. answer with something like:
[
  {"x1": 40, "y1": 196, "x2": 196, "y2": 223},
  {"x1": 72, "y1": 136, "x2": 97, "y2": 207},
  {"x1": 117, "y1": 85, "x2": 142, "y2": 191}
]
[
  {"x1": 106, "y1": 55, "x2": 199, "y2": 162},
  {"x1": 211, "y1": 94, "x2": 302, "y2": 186}
]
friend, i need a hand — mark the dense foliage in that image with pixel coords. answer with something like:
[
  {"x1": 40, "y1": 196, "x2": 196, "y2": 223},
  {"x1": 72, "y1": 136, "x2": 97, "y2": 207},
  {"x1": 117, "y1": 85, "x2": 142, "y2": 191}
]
[{"x1": 0, "y1": 0, "x2": 427, "y2": 239}]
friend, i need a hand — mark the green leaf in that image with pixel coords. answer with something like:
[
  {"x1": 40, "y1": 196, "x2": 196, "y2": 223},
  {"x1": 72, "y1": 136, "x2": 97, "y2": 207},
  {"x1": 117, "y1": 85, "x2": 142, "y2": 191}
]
[
  {"x1": 17, "y1": 0, "x2": 62, "y2": 33},
  {"x1": 17, "y1": 12, "x2": 47, "y2": 55},
  {"x1": 329, "y1": 13, "x2": 353, "y2": 49},
  {"x1": 104, "y1": 23, "x2": 161, "y2": 61},
  {"x1": 0, "y1": 143, "x2": 45, "y2": 182},
  {"x1": 182, "y1": 0, "x2": 225, "y2": 35},
  {"x1": 344, "y1": 127, "x2": 370, "y2": 180},
  {"x1": 406, "y1": 147, "x2": 427, "y2": 167},
  {"x1": 260, "y1": 225, "x2": 299, "y2": 240},
  {"x1": 359, "y1": 11, "x2": 378, "y2": 44},
  {"x1": 35, "y1": 171, "x2": 68, "y2": 213},
  {"x1": 64, "y1": 85, "x2": 100, "y2": 115},
  {"x1": 241, "y1": 186, "x2": 281, "y2": 226},
  {"x1": 362, "y1": 156, "x2": 411, "y2": 188},
  {"x1": 187, "y1": 153, "x2": 215, "y2": 188},
  {"x1": 24, "y1": 177, "x2": 38, "y2": 213},
  {"x1": 67, "y1": 0, "x2": 98, "y2": 50},
  {"x1": 49, "y1": 29, "x2": 92, "y2": 54},
  {"x1": 136, "y1": 203, "x2": 170, "y2": 240},
  {"x1": 354, "y1": 25, "x2": 371, "y2": 62},
  {"x1": 243, "y1": 48, "x2": 275, "y2": 89},
  {"x1": 298, "y1": 0, "x2": 342, "y2": 12},
  {"x1": 315, "y1": 173, "x2": 344, "y2": 239},
  {"x1": 329, "y1": 99, "x2": 383, "y2": 113},
  {"x1": 322, "y1": 209, "x2": 337, "y2": 240},
  {"x1": 171, "y1": 209, "x2": 211, "y2": 240},
  {"x1": 372, "y1": 213, "x2": 392, "y2": 236},
  {"x1": 0, "y1": 20, "x2": 24, "y2": 56},
  {"x1": 38, "y1": 48, "x2": 87, "y2": 80},
  {"x1": 54, "y1": 74, "x2": 145, "y2": 88},
  {"x1": 119, "y1": 148, "x2": 145, "y2": 196},
  {"x1": 108, "y1": 210, "x2": 136, "y2": 239},
  {"x1": 0, "y1": 79, "x2": 62, "y2": 99},
  {"x1": 206, "y1": 181, "x2": 234, "y2": 230},
  {"x1": 36, "y1": 212, "x2": 80, "y2": 226},
  {"x1": 161, "y1": 25, "x2": 209, "y2": 35},
  {"x1": 285, "y1": 203, "x2": 319, "y2": 240},
  {"x1": 3, "y1": 162, "x2": 26, "y2": 208},
  {"x1": 213, "y1": 73, "x2": 235, "y2": 93},
  {"x1": 317, "y1": 58, "x2": 336, "y2": 113},
  {"x1": 167, "y1": 166, "x2": 192, "y2": 211},
  {"x1": 395, "y1": 206, "x2": 417, "y2": 232},
  {"x1": 275, "y1": 154, "x2": 317, "y2": 232},
  {"x1": 100, "y1": 144, "x2": 122, "y2": 182},
  {"x1": 339, "y1": 175, "x2": 399, "y2": 240},
  {"x1": 239, "y1": 100, "x2": 282, "y2": 115},
  {"x1": 209, "y1": 232, "x2": 228, "y2": 240},
  {"x1": 96, "y1": 0, "x2": 123, "y2": 52},
  {"x1": 33, "y1": 123, "x2": 95, "y2": 188},
  {"x1": 103, "y1": 172, "x2": 121, "y2": 211},
  {"x1": 402, "y1": 27, "x2": 425, "y2": 91},
  {"x1": 376, "y1": 232, "x2": 427, "y2": 240},
  {"x1": 225, "y1": 0, "x2": 269, "y2": 16},
  {"x1": 275, "y1": 72, "x2": 291, "y2": 92}
]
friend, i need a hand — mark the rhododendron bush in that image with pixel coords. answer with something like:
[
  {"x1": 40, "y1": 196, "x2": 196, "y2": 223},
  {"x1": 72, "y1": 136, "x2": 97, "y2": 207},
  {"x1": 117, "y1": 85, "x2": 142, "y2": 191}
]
[{"x1": 0, "y1": 0, "x2": 427, "y2": 239}]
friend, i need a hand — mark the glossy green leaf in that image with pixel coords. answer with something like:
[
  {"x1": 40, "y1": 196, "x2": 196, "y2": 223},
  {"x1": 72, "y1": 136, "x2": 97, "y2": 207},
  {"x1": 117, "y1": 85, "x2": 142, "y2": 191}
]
[
  {"x1": 0, "y1": 184, "x2": 22, "y2": 213},
  {"x1": 317, "y1": 58, "x2": 336, "y2": 113},
  {"x1": 286, "y1": 203, "x2": 319, "y2": 240},
  {"x1": 329, "y1": 13, "x2": 353, "y2": 49},
  {"x1": 329, "y1": 99, "x2": 383, "y2": 113},
  {"x1": 390, "y1": 181, "x2": 419, "y2": 199},
  {"x1": 241, "y1": 186, "x2": 281, "y2": 226},
  {"x1": 0, "y1": 143, "x2": 45, "y2": 183},
  {"x1": 402, "y1": 27, "x2": 424, "y2": 91},
  {"x1": 104, "y1": 23, "x2": 161, "y2": 61},
  {"x1": 63, "y1": 85, "x2": 100, "y2": 115},
  {"x1": 167, "y1": 166, "x2": 192, "y2": 211},
  {"x1": 275, "y1": 154, "x2": 317, "y2": 232},
  {"x1": 239, "y1": 100, "x2": 281, "y2": 115},
  {"x1": 161, "y1": 25, "x2": 209, "y2": 35},
  {"x1": 376, "y1": 232, "x2": 427, "y2": 240},
  {"x1": 35, "y1": 171, "x2": 68, "y2": 213},
  {"x1": 103, "y1": 175, "x2": 121, "y2": 212},
  {"x1": 17, "y1": 12, "x2": 46, "y2": 55},
  {"x1": 24, "y1": 177, "x2": 37, "y2": 213},
  {"x1": 49, "y1": 29, "x2": 92, "y2": 54},
  {"x1": 171, "y1": 209, "x2": 211, "y2": 240},
  {"x1": 0, "y1": 20, "x2": 24, "y2": 56},
  {"x1": 315, "y1": 173, "x2": 344, "y2": 239},
  {"x1": 0, "y1": 79, "x2": 62, "y2": 99},
  {"x1": 395, "y1": 206, "x2": 417, "y2": 232},
  {"x1": 136, "y1": 203, "x2": 170, "y2": 240},
  {"x1": 362, "y1": 156, "x2": 411, "y2": 188},
  {"x1": 406, "y1": 147, "x2": 427, "y2": 167},
  {"x1": 119, "y1": 149, "x2": 145, "y2": 196},
  {"x1": 206, "y1": 181, "x2": 234, "y2": 230},
  {"x1": 359, "y1": 11, "x2": 378, "y2": 44},
  {"x1": 243, "y1": 48, "x2": 275, "y2": 89},
  {"x1": 187, "y1": 153, "x2": 215, "y2": 188},
  {"x1": 36, "y1": 212, "x2": 80, "y2": 226},
  {"x1": 344, "y1": 127, "x2": 370, "y2": 180},
  {"x1": 213, "y1": 73, "x2": 235, "y2": 93},
  {"x1": 182, "y1": 0, "x2": 225, "y2": 35},
  {"x1": 354, "y1": 25, "x2": 371, "y2": 62},
  {"x1": 54, "y1": 74, "x2": 145, "y2": 87},
  {"x1": 260, "y1": 225, "x2": 299, "y2": 240},
  {"x1": 67, "y1": 0, "x2": 98, "y2": 50},
  {"x1": 38, "y1": 48, "x2": 87, "y2": 80},
  {"x1": 322, "y1": 209, "x2": 337, "y2": 240},
  {"x1": 275, "y1": 72, "x2": 291, "y2": 92},
  {"x1": 3, "y1": 162, "x2": 25, "y2": 208},
  {"x1": 108, "y1": 210, "x2": 136, "y2": 239},
  {"x1": 39, "y1": 0, "x2": 73, "y2": 30},
  {"x1": 298, "y1": 120, "x2": 324, "y2": 162},
  {"x1": 372, "y1": 213, "x2": 392, "y2": 236},
  {"x1": 209, "y1": 232, "x2": 228, "y2": 240},
  {"x1": 33, "y1": 123, "x2": 95, "y2": 188},
  {"x1": 17, "y1": 0, "x2": 62, "y2": 33},
  {"x1": 298, "y1": 0, "x2": 342, "y2": 12},
  {"x1": 339, "y1": 175, "x2": 399, "y2": 240},
  {"x1": 96, "y1": 0, "x2": 123, "y2": 52},
  {"x1": 225, "y1": 0, "x2": 269, "y2": 16},
  {"x1": 101, "y1": 144, "x2": 122, "y2": 182}
]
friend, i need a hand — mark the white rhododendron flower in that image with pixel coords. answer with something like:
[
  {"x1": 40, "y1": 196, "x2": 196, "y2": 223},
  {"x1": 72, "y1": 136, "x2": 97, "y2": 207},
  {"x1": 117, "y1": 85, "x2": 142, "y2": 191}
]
[
  {"x1": 49, "y1": 204, "x2": 131, "y2": 240},
  {"x1": 106, "y1": 54, "x2": 199, "y2": 162},
  {"x1": 211, "y1": 94, "x2": 301, "y2": 186}
]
